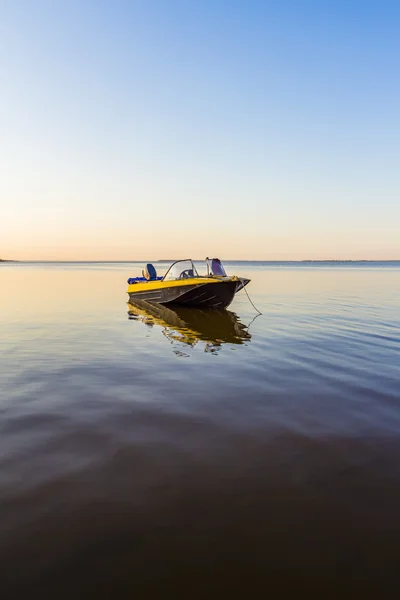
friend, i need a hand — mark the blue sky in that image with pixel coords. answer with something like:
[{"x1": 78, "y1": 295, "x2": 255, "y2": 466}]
[{"x1": 1, "y1": 0, "x2": 399, "y2": 259}]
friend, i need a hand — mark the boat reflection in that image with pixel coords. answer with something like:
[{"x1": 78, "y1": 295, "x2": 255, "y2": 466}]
[{"x1": 127, "y1": 300, "x2": 251, "y2": 355}]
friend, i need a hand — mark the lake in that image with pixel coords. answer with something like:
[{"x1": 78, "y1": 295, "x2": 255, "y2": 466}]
[{"x1": 1, "y1": 261, "x2": 400, "y2": 598}]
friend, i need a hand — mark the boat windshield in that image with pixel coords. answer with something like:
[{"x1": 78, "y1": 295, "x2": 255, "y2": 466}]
[
  {"x1": 163, "y1": 259, "x2": 199, "y2": 281},
  {"x1": 206, "y1": 257, "x2": 227, "y2": 277}
]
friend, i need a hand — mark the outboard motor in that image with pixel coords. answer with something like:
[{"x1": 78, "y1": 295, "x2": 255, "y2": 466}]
[{"x1": 143, "y1": 263, "x2": 158, "y2": 280}]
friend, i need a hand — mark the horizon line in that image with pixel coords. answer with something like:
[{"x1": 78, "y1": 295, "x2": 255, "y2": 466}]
[{"x1": 2, "y1": 259, "x2": 400, "y2": 264}]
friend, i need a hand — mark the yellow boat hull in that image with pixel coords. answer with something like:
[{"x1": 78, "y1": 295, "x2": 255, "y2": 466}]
[{"x1": 127, "y1": 276, "x2": 249, "y2": 309}]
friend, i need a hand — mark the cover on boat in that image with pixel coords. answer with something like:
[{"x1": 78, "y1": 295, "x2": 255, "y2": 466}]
[{"x1": 127, "y1": 276, "x2": 162, "y2": 284}]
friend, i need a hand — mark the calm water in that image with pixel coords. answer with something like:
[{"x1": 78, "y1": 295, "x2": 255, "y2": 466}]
[{"x1": 1, "y1": 261, "x2": 400, "y2": 598}]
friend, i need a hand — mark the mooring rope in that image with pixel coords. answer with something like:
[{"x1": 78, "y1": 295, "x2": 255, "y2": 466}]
[{"x1": 242, "y1": 282, "x2": 262, "y2": 315}]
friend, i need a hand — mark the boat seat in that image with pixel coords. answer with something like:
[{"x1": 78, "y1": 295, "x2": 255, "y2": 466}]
[{"x1": 143, "y1": 263, "x2": 158, "y2": 281}]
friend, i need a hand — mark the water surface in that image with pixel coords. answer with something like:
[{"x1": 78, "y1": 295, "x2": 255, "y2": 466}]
[{"x1": 1, "y1": 261, "x2": 400, "y2": 597}]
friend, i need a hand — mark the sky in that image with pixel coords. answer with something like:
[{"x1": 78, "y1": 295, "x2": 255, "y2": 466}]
[{"x1": 1, "y1": 0, "x2": 399, "y2": 260}]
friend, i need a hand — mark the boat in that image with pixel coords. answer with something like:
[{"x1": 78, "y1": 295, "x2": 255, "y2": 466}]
[
  {"x1": 127, "y1": 299, "x2": 251, "y2": 351},
  {"x1": 127, "y1": 258, "x2": 250, "y2": 309}
]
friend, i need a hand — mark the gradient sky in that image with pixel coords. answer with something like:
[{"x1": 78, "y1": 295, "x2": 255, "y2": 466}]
[{"x1": 1, "y1": 0, "x2": 399, "y2": 260}]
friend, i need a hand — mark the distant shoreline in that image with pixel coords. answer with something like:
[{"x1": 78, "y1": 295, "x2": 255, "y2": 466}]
[{"x1": 2, "y1": 259, "x2": 400, "y2": 264}]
